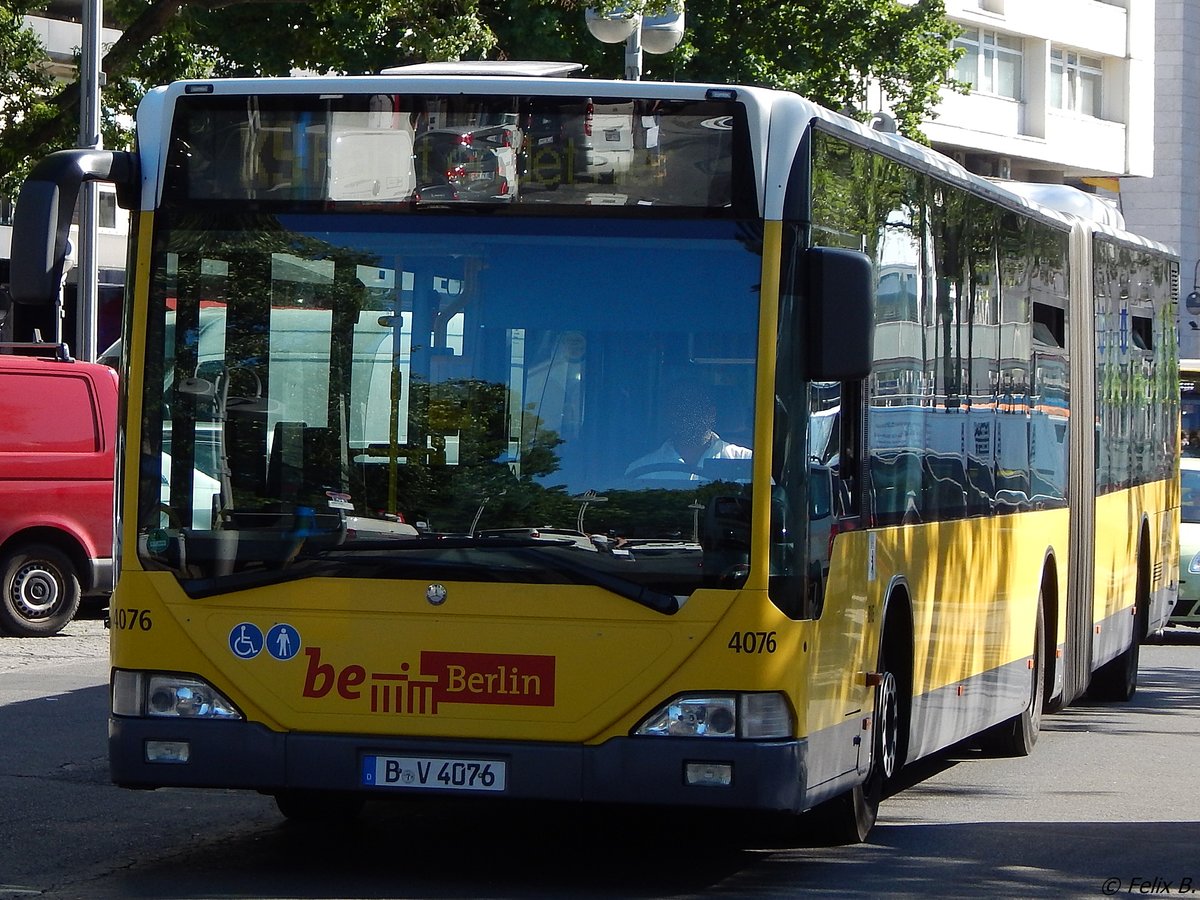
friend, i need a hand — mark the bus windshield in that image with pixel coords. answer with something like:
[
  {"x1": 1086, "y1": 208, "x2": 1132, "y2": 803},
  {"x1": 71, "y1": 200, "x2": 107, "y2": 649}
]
[{"x1": 139, "y1": 212, "x2": 762, "y2": 605}]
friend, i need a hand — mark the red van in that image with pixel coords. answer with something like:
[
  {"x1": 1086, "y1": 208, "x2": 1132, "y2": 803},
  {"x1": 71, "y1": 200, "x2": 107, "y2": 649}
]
[{"x1": 0, "y1": 345, "x2": 118, "y2": 636}]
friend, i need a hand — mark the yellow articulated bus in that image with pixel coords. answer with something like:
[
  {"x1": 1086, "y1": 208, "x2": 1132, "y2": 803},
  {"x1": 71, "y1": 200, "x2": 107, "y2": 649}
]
[{"x1": 9, "y1": 63, "x2": 1178, "y2": 842}]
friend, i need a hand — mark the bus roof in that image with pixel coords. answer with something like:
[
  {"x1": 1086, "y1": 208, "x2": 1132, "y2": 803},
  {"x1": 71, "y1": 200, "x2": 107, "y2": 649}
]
[
  {"x1": 381, "y1": 61, "x2": 585, "y2": 77},
  {"x1": 994, "y1": 182, "x2": 1124, "y2": 229}
]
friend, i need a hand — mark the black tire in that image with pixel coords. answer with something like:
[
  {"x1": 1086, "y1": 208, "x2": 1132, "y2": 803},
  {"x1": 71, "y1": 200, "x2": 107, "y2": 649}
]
[
  {"x1": 0, "y1": 543, "x2": 82, "y2": 637},
  {"x1": 979, "y1": 597, "x2": 1044, "y2": 757},
  {"x1": 274, "y1": 790, "x2": 365, "y2": 823},
  {"x1": 1088, "y1": 552, "x2": 1147, "y2": 702},
  {"x1": 806, "y1": 648, "x2": 902, "y2": 844},
  {"x1": 1088, "y1": 610, "x2": 1141, "y2": 701}
]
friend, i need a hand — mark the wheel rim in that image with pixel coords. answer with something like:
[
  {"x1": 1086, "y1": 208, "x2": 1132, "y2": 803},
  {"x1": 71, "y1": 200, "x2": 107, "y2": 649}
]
[
  {"x1": 877, "y1": 671, "x2": 899, "y2": 780},
  {"x1": 10, "y1": 562, "x2": 63, "y2": 619}
]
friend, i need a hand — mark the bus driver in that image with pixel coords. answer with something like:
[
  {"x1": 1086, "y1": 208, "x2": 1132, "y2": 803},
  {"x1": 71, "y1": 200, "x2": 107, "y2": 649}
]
[{"x1": 624, "y1": 381, "x2": 751, "y2": 480}]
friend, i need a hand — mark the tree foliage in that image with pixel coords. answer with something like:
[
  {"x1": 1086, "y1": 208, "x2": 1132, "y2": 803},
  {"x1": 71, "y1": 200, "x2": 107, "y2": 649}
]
[
  {"x1": 0, "y1": 0, "x2": 497, "y2": 193},
  {"x1": 488, "y1": 0, "x2": 963, "y2": 138},
  {"x1": 1, "y1": 0, "x2": 961, "y2": 199},
  {"x1": 1, "y1": 2, "x2": 57, "y2": 198}
]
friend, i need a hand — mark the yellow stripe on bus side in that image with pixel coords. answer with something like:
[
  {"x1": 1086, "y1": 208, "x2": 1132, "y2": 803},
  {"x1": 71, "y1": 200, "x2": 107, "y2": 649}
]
[{"x1": 748, "y1": 220, "x2": 783, "y2": 591}]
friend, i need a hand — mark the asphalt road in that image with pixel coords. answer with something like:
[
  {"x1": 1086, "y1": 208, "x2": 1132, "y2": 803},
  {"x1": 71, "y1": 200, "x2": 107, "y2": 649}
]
[{"x1": 1, "y1": 614, "x2": 1198, "y2": 899}]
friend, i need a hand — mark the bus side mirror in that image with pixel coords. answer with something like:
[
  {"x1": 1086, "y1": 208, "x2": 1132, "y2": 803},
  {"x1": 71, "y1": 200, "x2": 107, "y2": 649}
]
[
  {"x1": 10, "y1": 149, "x2": 139, "y2": 306},
  {"x1": 803, "y1": 246, "x2": 875, "y2": 382}
]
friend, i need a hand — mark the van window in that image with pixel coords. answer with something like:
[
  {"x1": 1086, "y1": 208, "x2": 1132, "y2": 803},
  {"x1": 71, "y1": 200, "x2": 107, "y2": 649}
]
[{"x1": 0, "y1": 374, "x2": 99, "y2": 452}]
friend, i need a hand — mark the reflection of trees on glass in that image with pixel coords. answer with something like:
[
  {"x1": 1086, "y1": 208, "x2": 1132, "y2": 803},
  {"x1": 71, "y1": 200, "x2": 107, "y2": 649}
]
[
  {"x1": 808, "y1": 129, "x2": 1091, "y2": 522},
  {"x1": 383, "y1": 375, "x2": 739, "y2": 541},
  {"x1": 1094, "y1": 240, "x2": 1178, "y2": 492},
  {"x1": 379, "y1": 377, "x2": 567, "y2": 533}
]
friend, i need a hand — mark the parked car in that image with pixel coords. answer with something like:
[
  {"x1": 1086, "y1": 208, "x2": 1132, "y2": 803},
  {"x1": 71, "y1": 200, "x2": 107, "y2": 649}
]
[
  {"x1": 414, "y1": 124, "x2": 520, "y2": 202},
  {"x1": 1173, "y1": 457, "x2": 1200, "y2": 627},
  {"x1": 0, "y1": 345, "x2": 118, "y2": 636}
]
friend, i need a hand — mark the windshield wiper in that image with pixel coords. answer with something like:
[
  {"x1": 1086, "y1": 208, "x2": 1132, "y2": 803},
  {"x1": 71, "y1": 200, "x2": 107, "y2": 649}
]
[
  {"x1": 174, "y1": 531, "x2": 681, "y2": 613},
  {"x1": 505, "y1": 547, "x2": 681, "y2": 615},
  {"x1": 294, "y1": 534, "x2": 682, "y2": 614}
]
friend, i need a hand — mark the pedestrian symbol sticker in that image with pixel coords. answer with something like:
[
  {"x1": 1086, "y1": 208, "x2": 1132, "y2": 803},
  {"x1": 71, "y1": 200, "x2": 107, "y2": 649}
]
[
  {"x1": 229, "y1": 623, "x2": 264, "y2": 659},
  {"x1": 266, "y1": 624, "x2": 301, "y2": 661}
]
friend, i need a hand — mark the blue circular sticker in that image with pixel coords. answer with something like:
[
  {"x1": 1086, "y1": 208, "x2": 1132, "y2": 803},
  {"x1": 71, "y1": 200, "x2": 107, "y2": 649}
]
[
  {"x1": 266, "y1": 624, "x2": 302, "y2": 661},
  {"x1": 229, "y1": 622, "x2": 264, "y2": 659}
]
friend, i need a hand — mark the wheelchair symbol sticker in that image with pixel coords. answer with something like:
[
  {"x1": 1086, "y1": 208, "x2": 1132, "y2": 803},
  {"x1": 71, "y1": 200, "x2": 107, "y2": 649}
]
[
  {"x1": 229, "y1": 623, "x2": 264, "y2": 659},
  {"x1": 266, "y1": 624, "x2": 301, "y2": 661}
]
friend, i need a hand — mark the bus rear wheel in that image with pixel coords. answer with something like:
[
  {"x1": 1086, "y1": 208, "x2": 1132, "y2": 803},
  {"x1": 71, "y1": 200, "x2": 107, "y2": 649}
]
[
  {"x1": 1089, "y1": 548, "x2": 1147, "y2": 702},
  {"x1": 1088, "y1": 610, "x2": 1141, "y2": 701},
  {"x1": 979, "y1": 597, "x2": 1044, "y2": 757}
]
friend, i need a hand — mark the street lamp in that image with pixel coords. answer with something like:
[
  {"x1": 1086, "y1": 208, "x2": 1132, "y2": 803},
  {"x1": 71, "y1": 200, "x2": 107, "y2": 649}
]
[
  {"x1": 573, "y1": 489, "x2": 608, "y2": 533},
  {"x1": 1186, "y1": 259, "x2": 1200, "y2": 350},
  {"x1": 688, "y1": 500, "x2": 704, "y2": 542},
  {"x1": 1186, "y1": 259, "x2": 1200, "y2": 316},
  {"x1": 585, "y1": 4, "x2": 685, "y2": 81}
]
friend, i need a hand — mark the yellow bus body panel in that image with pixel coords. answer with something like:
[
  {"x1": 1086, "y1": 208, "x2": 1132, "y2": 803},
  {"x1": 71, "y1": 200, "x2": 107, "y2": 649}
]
[
  {"x1": 809, "y1": 510, "x2": 1068, "y2": 732},
  {"x1": 1093, "y1": 479, "x2": 1177, "y2": 631},
  {"x1": 110, "y1": 572, "x2": 819, "y2": 744}
]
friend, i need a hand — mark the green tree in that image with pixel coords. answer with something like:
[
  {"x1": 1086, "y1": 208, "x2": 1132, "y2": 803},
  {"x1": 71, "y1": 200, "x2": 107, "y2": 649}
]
[
  {"x1": 0, "y1": 0, "x2": 496, "y2": 192},
  {"x1": 2, "y1": 0, "x2": 961, "y2": 197},
  {"x1": 487, "y1": 0, "x2": 963, "y2": 139},
  {"x1": 0, "y1": 2, "x2": 56, "y2": 198}
]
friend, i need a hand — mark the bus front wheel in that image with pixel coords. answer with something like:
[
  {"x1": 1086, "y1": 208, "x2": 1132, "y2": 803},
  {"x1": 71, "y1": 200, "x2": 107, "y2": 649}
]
[{"x1": 805, "y1": 645, "x2": 902, "y2": 844}]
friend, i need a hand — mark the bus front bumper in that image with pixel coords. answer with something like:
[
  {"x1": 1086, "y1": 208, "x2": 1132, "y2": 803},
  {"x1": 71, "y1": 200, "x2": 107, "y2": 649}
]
[{"x1": 109, "y1": 717, "x2": 808, "y2": 812}]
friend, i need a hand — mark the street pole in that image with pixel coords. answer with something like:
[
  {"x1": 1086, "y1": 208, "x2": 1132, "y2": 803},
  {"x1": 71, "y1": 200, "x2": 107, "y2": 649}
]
[
  {"x1": 586, "y1": 6, "x2": 682, "y2": 82},
  {"x1": 77, "y1": 0, "x2": 103, "y2": 360},
  {"x1": 624, "y1": 23, "x2": 643, "y2": 81}
]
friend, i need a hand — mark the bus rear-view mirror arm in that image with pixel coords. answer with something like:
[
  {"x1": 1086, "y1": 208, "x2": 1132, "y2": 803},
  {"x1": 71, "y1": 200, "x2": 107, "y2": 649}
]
[
  {"x1": 9, "y1": 149, "x2": 139, "y2": 306},
  {"x1": 802, "y1": 246, "x2": 875, "y2": 382}
]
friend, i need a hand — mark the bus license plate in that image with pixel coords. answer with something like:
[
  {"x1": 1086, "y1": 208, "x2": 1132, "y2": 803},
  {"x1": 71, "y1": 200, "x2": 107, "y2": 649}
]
[{"x1": 361, "y1": 755, "x2": 506, "y2": 792}]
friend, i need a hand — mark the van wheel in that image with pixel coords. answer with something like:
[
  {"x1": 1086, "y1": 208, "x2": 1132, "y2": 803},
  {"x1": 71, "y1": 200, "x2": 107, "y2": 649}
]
[{"x1": 0, "y1": 544, "x2": 82, "y2": 637}]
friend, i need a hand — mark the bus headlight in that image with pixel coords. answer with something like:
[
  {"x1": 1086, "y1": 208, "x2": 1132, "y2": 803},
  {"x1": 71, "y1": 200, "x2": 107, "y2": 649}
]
[
  {"x1": 633, "y1": 692, "x2": 793, "y2": 739},
  {"x1": 112, "y1": 670, "x2": 242, "y2": 719}
]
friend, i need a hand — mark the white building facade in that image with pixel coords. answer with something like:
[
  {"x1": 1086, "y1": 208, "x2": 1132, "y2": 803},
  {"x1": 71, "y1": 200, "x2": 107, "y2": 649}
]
[
  {"x1": 918, "y1": 1, "x2": 1200, "y2": 355},
  {"x1": 1117, "y1": 0, "x2": 1200, "y2": 355},
  {"x1": 924, "y1": 0, "x2": 1154, "y2": 184}
]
